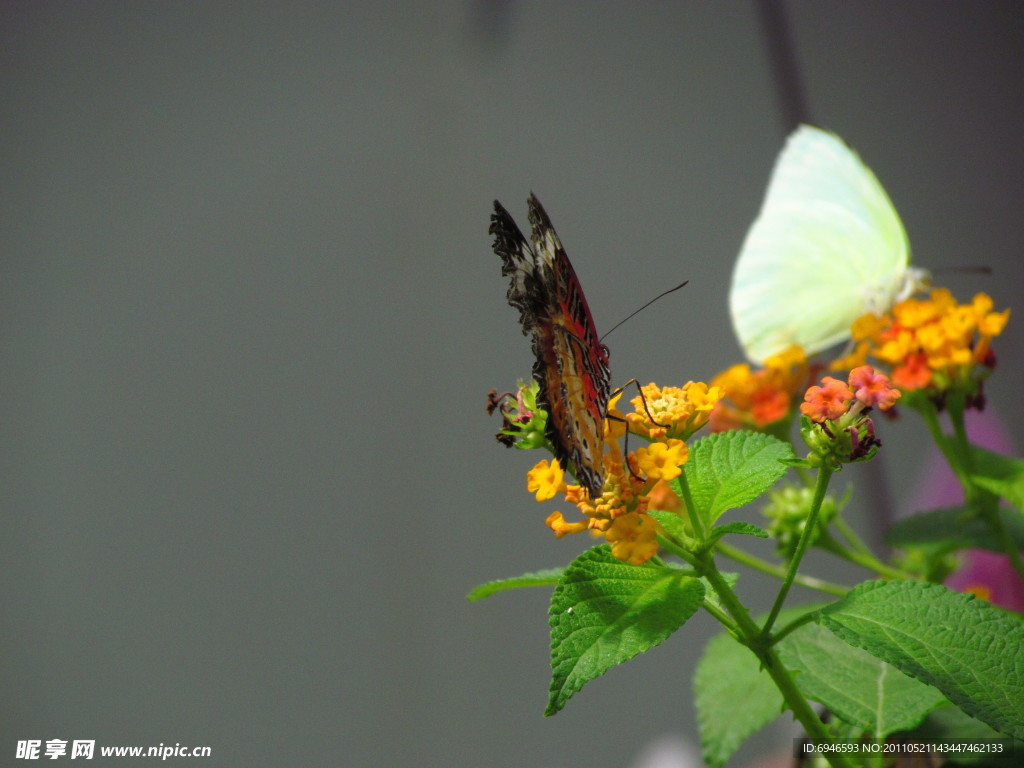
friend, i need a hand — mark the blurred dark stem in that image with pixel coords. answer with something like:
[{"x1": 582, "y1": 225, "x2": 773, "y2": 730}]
[{"x1": 756, "y1": 0, "x2": 810, "y2": 132}]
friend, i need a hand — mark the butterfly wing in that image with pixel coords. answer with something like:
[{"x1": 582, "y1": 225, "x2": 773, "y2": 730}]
[
  {"x1": 490, "y1": 195, "x2": 610, "y2": 497},
  {"x1": 729, "y1": 125, "x2": 913, "y2": 364}
]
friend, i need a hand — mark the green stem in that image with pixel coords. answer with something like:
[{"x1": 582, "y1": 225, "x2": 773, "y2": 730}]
[
  {"x1": 715, "y1": 541, "x2": 848, "y2": 596},
  {"x1": 917, "y1": 400, "x2": 967, "y2": 485},
  {"x1": 816, "y1": 531, "x2": 910, "y2": 581},
  {"x1": 656, "y1": 533, "x2": 699, "y2": 568},
  {"x1": 947, "y1": 400, "x2": 1024, "y2": 581},
  {"x1": 701, "y1": 597, "x2": 738, "y2": 634},
  {"x1": 655, "y1": 535, "x2": 738, "y2": 631},
  {"x1": 675, "y1": 471, "x2": 707, "y2": 541},
  {"x1": 698, "y1": 552, "x2": 855, "y2": 768},
  {"x1": 832, "y1": 517, "x2": 874, "y2": 558},
  {"x1": 771, "y1": 610, "x2": 819, "y2": 645},
  {"x1": 761, "y1": 466, "x2": 833, "y2": 638}
]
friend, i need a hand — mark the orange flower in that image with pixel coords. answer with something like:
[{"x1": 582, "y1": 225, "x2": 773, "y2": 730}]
[
  {"x1": 799, "y1": 368, "x2": 897, "y2": 467},
  {"x1": 891, "y1": 351, "x2": 932, "y2": 391},
  {"x1": 800, "y1": 377, "x2": 854, "y2": 423},
  {"x1": 710, "y1": 346, "x2": 810, "y2": 431}
]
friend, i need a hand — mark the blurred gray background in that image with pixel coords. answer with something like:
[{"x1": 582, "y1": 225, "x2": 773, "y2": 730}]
[{"x1": 2, "y1": 2, "x2": 1022, "y2": 767}]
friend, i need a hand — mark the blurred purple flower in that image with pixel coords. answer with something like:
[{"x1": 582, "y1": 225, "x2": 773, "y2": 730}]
[{"x1": 908, "y1": 409, "x2": 1024, "y2": 612}]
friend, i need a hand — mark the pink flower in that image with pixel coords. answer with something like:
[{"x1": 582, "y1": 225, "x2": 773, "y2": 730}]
[
  {"x1": 799, "y1": 377, "x2": 853, "y2": 422},
  {"x1": 848, "y1": 365, "x2": 900, "y2": 411}
]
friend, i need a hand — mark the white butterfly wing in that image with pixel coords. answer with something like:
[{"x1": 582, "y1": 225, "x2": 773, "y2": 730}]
[{"x1": 729, "y1": 125, "x2": 912, "y2": 364}]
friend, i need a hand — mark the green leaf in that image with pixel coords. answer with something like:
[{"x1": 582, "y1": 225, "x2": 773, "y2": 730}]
[
  {"x1": 546, "y1": 545, "x2": 704, "y2": 716},
  {"x1": 886, "y1": 506, "x2": 1024, "y2": 553},
  {"x1": 694, "y1": 630, "x2": 784, "y2": 768},
  {"x1": 648, "y1": 509, "x2": 686, "y2": 540},
  {"x1": 777, "y1": 621, "x2": 948, "y2": 738},
  {"x1": 969, "y1": 445, "x2": 1024, "y2": 511},
  {"x1": 466, "y1": 568, "x2": 563, "y2": 601},
  {"x1": 818, "y1": 579, "x2": 1024, "y2": 738},
  {"x1": 678, "y1": 431, "x2": 793, "y2": 526},
  {"x1": 780, "y1": 456, "x2": 814, "y2": 468},
  {"x1": 708, "y1": 521, "x2": 770, "y2": 544}
]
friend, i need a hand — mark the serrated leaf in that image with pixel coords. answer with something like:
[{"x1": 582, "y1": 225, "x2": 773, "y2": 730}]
[
  {"x1": 818, "y1": 580, "x2": 1024, "y2": 738},
  {"x1": 694, "y1": 631, "x2": 784, "y2": 768},
  {"x1": 886, "y1": 506, "x2": 1024, "y2": 553},
  {"x1": 969, "y1": 445, "x2": 1024, "y2": 512},
  {"x1": 709, "y1": 521, "x2": 770, "y2": 544},
  {"x1": 777, "y1": 621, "x2": 948, "y2": 738},
  {"x1": 679, "y1": 431, "x2": 793, "y2": 526},
  {"x1": 466, "y1": 568, "x2": 563, "y2": 601},
  {"x1": 546, "y1": 546, "x2": 704, "y2": 715}
]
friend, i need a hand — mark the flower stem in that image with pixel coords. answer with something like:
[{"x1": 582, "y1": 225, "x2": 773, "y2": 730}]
[
  {"x1": 761, "y1": 466, "x2": 833, "y2": 638},
  {"x1": 656, "y1": 533, "x2": 699, "y2": 568},
  {"x1": 917, "y1": 399, "x2": 966, "y2": 485},
  {"x1": 714, "y1": 541, "x2": 848, "y2": 596},
  {"x1": 675, "y1": 471, "x2": 707, "y2": 541},
  {"x1": 771, "y1": 610, "x2": 818, "y2": 644},
  {"x1": 697, "y1": 551, "x2": 855, "y2": 768},
  {"x1": 816, "y1": 531, "x2": 910, "y2": 581},
  {"x1": 700, "y1": 597, "x2": 738, "y2": 634},
  {"x1": 947, "y1": 399, "x2": 1024, "y2": 581},
  {"x1": 832, "y1": 517, "x2": 874, "y2": 558}
]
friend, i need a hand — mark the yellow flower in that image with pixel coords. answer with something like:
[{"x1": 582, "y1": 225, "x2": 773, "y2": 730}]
[
  {"x1": 634, "y1": 439, "x2": 689, "y2": 482},
  {"x1": 627, "y1": 381, "x2": 723, "y2": 441},
  {"x1": 603, "y1": 391, "x2": 628, "y2": 441},
  {"x1": 527, "y1": 459, "x2": 564, "y2": 502},
  {"x1": 604, "y1": 512, "x2": 660, "y2": 565},
  {"x1": 851, "y1": 313, "x2": 887, "y2": 342},
  {"x1": 545, "y1": 511, "x2": 588, "y2": 538},
  {"x1": 828, "y1": 340, "x2": 870, "y2": 371},
  {"x1": 535, "y1": 449, "x2": 661, "y2": 564},
  {"x1": 845, "y1": 289, "x2": 1009, "y2": 398},
  {"x1": 979, "y1": 307, "x2": 1010, "y2": 338}
]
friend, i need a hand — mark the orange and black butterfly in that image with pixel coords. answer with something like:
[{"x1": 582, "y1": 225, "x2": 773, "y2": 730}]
[{"x1": 490, "y1": 194, "x2": 611, "y2": 498}]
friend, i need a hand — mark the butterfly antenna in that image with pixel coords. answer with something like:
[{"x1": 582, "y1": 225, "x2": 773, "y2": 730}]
[
  {"x1": 932, "y1": 265, "x2": 993, "y2": 276},
  {"x1": 600, "y1": 281, "x2": 688, "y2": 342}
]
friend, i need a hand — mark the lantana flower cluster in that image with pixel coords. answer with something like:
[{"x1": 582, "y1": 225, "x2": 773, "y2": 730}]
[
  {"x1": 527, "y1": 383, "x2": 723, "y2": 565},
  {"x1": 799, "y1": 365, "x2": 901, "y2": 469},
  {"x1": 709, "y1": 346, "x2": 812, "y2": 433},
  {"x1": 834, "y1": 289, "x2": 1009, "y2": 407}
]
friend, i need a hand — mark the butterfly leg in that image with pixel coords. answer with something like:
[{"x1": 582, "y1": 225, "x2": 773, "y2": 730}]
[{"x1": 612, "y1": 378, "x2": 672, "y2": 430}]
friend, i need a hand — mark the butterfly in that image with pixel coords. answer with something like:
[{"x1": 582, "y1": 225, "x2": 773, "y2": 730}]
[
  {"x1": 490, "y1": 194, "x2": 611, "y2": 498},
  {"x1": 729, "y1": 125, "x2": 929, "y2": 364}
]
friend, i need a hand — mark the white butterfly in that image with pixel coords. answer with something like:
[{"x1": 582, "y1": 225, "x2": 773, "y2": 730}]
[{"x1": 729, "y1": 125, "x2": 929, "y2": 364}]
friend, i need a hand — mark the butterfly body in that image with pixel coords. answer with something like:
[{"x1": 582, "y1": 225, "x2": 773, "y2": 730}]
[{"x1": 490, "y1": 194, "x2": 610, "y2": 498}]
